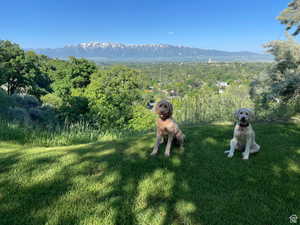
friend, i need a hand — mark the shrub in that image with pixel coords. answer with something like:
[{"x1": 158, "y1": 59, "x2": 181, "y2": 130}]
[
  {"x1": 255, "y1": 97, "x2": 298, "y2": 121},
  {"x1": 41, "y1": 93, "x2": 64, "y2": 108},
  {"x1": 0, "y1": 88, "x2": 11, "y2": 116},
  {"x1": 128, "y1": 104, "x2": 156, "y2": 132},
  {"x1": 8, "y1": 106, "x2": 31, "y2": 124},
  {"x1": 11, "y1": 94, "x2": 41, "y2": 108},
  {"x1": 60, "y1": 96, "x2": 90, "y2": 123},
  {"x1": 85, "y1": 66, "x2": 142, "y2": 129}
]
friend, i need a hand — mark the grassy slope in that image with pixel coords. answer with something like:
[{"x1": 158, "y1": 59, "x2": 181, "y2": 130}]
[{"x1": 0, "y1": 123, "x2": 299, "y2": 225}]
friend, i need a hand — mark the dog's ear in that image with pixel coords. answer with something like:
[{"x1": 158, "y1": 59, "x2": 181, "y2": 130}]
[
  {"x1": 167, "y1": 101, "x2": 173, "y2": 117},
  {"x1": 153, "y1": 102, "x2": 160, "y2": 114},
  {"x1": 234, "y1": 109, "x2": 240, "y2": 120}
]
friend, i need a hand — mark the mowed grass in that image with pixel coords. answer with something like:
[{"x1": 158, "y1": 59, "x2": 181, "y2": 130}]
[{"x1": 0, "y1": 123, "x2": 300, "y2": 225}]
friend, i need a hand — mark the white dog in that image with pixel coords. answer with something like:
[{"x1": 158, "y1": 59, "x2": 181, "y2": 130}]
[{"x1": 225, "y1": 108, "x2": 260, "y2": 160}]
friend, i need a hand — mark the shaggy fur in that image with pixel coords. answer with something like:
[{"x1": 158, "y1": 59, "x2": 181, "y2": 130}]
[
  {"x1": 224, "y1": 108, "x2": 260, "y2": 160},
  {"x1": 151, "y1": 100, "x2": 185, "y2": 157}
]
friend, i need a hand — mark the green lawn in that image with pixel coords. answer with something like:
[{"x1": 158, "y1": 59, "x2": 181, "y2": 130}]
[{"x1": 0, "y1": 123, "x2": 300, "y2": 225}]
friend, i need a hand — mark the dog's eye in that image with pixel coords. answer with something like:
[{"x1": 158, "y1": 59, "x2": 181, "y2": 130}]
[
  {"x1": 240, "y1": 112, "x2": 243, "y2": 114},
  {"x1": 245, "y1": 112, "x2": 248, "y2": 115},
  {"x1": 163, "y1": 105, "x2": 167, "y2": 108}
]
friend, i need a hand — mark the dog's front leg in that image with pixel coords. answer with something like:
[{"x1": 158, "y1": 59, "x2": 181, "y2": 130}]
[
  {"x1": 151, "y1": 135, "x2": 163, "y2": 155},
  {"x1": 164, "y1": 133, "x2": 174, "y2": 157},
  {"x1": 243, "y1": 137, "x2": 253, "y2": 160},
  {"x1": 225, "y1": 138, "x2": 237, "y2": 158}
]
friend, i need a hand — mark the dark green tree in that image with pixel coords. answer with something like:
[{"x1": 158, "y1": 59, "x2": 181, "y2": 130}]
[
  {"x1": 48, "y1": 57, "x2": 97, "y2": 98},
  {"x1": 0, "y1": 41, "x2": 51, "y2": 97}
]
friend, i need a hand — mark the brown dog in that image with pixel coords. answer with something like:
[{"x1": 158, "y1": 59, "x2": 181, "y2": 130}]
[{"x1": 151, "y1": 100, "x2": 185, "y2": 157}]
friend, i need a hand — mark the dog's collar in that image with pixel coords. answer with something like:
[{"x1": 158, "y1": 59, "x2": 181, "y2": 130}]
[{"x1": 239, "y1": 122, "x2": 249, "y2": 127}]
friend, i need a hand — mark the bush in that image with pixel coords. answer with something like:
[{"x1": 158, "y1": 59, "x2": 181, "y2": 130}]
[
  {"x1": 255, "y1": 97, "x2": 298, "y2": 121},
  {"x1": 8, "y1": 107, "x2": 31, "y2": 124},
  {"x1": 60, "y1": 96, "x2": 90, "y2": 123},
  {"x1": 11, "y1": 94, "x2": 40, "y2": 108},
  {"x1": 85, "y1": 66, "x2": 142, "y2": 129},
  {"x1": 28, "y1": 106, "x2": 58, "y2": 127},
  {"x1": 128, "y1": 104, "x2": 156, "y2": 132},
  {"x1": 0, "y1": 88, "x2": 11, "y2": 116},
  {"x1": 41, "y1": 93, "x2": 63, "y2": 108}
]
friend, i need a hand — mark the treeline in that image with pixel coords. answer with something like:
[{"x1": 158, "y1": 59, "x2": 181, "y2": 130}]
[{"x1": 0, "y1": 40, "x2": 153, "y2": 131}]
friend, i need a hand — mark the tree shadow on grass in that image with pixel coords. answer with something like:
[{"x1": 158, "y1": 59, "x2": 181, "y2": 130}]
[{"x1": 0, "y1": 124, "x2": 299, "y2": 225}]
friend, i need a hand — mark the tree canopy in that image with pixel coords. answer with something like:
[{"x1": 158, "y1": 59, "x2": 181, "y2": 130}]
[{"x1": 278, "y1": 0, "x2": 300, "y2": 35}]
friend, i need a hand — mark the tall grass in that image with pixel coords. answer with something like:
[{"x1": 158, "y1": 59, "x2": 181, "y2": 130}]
[
  {"x1": 171, "y1": 84, "x2": 254, "y2": 124},
  {"x1": 0, "y1": 120, "x2": 145, "y2": 146}
]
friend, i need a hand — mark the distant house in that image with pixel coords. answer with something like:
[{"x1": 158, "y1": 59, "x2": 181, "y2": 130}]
[
  {"x1": 169, "y1": 90, "x2": 179, "y2": 98},
  {"x1": 216, "y1": 81, "x2": 229, "y2": 94},
  {"x1": 216, "y1": 81, "x2": 229, "y2": 88}
]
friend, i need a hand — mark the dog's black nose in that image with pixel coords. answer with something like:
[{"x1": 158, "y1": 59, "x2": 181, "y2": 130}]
[{"x1": 241, "y1": 117, "x2": 246, "y2": 121}]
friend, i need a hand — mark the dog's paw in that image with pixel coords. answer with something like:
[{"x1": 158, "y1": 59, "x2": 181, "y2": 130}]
[
  {"x1": 224, "y1": 150, "x2": 230, "y2": 154},
  {"x1": 242, "y1": 153, "x2": 249, "y2": 160},
  {"x1": 227, "y1": 153, "x2": 234, "y2": 158},
  {"x1": 164, "y1": 152, "x2": 170, "y2": 157},
  {"x1": 150, "y1": 151, "x2": 157, "y2": 156}
]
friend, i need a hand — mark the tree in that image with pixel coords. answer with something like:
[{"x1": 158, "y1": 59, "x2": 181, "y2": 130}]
[
  {"x1": 47, "y1": 57, "x2": 97, "y2": 98},
  {"x1": 85, "y1": 66, "x2": 142, "y2": 129},
  {"x1": 0, "y1": 40, "x2": 26, "y2": 95},
  {"x1": 69, "y1": 57, "x2": 97, "y2": 89},
  {"x1": 278, "y1": 0, "x2": 300, "y2": 35},
  {"x1": 0, "y1": 41, "x2": 51, "y2": 97},
  {"x1": 250, "y1": 2, "x2": 300, "y2": 118}
]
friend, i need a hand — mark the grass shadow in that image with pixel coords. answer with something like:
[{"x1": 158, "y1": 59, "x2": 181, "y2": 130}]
[{"x1": 0, "y1": 123, "x2": 299, "y2": 225}]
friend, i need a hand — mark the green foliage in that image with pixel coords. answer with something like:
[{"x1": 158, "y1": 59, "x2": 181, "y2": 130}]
[
  {"x1": 60, "y1": 96, "x2": 90, "y2": 123},
  {"x1": 278, "y1": 0, "x2": 300, "y2": 35},
  {"x1": 250, "y1": 36, "x2": 300, "y2": 119},
  {"x1": 129, "y1": 62, "x2": 269, "y2": 97},
  {"x1": 85, "y1": 66, "x2": 142, "y2": 129},
  {"x1": 48, "y1": 57, "x2": 97, "y2": 99},
  {"x1": 7, "y1": 107, "x2": 31, "y2": 124},
  {"x1": 172, "y1": 84, "x2": 254, "y2": 124},
  {"x1": 0, "y1": 120, "x2": 138, "y2": 146},
  {"x1": 0, "y1": 88, "x2": 11, "y2": 116},
  {"x1": 11, "y1": 94, "x2": 41, "y2": 109},
  {"x1": 254, "y1": 97, "x2": 298, "y2": 121},
  {"x1": 0, "y1": 120, "x2": 97, "y2": 145},
  {"x1": 0, "y1": 41, "x2": 51, "y2": 97},
  {"x1": 69, "y1": 57, "x2": 97, "y2": 88},
  {"x1": 128, "y1": 104, "x2": 156, "y2": 131},
  {"x1": 41, "y1": 93, "x2": 64, "y2": 108}
]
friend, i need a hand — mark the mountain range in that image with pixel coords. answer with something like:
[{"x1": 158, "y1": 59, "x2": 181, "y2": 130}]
[{"x1": 33, "y1": 42, "x2": 273, "y2": 62}]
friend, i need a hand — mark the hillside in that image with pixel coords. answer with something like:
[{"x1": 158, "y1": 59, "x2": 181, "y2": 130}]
[
  {"x1": 33, "y1": 42, "x2": 273, "y2": 62},
  {"x1": 0, "y1": 123, "x2": 299, "y2": 225}
]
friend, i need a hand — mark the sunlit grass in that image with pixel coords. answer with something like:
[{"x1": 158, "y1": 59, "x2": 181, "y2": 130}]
[{"x1": 0, "y1": 123, "x2": 300, "y2": 225}]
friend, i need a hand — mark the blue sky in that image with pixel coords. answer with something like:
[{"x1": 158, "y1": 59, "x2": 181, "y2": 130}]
[{"x1": 0, "y1": 0, "x2": 291, "y2": 52}]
